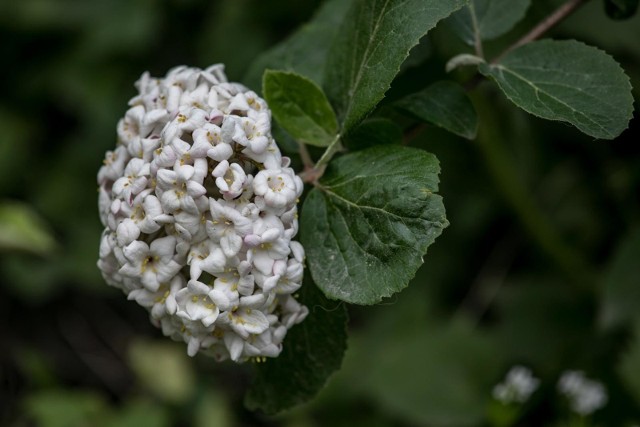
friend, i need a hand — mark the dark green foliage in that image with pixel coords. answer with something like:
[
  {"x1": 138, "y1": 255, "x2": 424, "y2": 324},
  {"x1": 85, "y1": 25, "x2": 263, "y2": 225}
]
[
  {"x1": 450, "y1": 0, "x2": 531, "y2": 45},
  {"x1": 344, "y1": 118, "x2": 403, "y2": 150},
  {"x1": 395, "y1": 80, "x2": 478, "y2": 139},
  {"x1": 242, "y1": 0, "x2": 353, "y2": 88},
  {"x1": 245, "y1": 278, "x2": 348, "y2": 413},
  {"x1": 480, "y1": 39, "x2": 634, "y2": 139},
  {"x1": 604, "y1": 0, "x2": 639, "y2": 19},
  {"x1": 263, "y1": 70, "x2": 338, "y2": 147},
  {"x1": 324, "y1": 0, "x2": 467, "y2": 133},
  {"x1": 2, "y1": 0, "x2": 640, "y2": 424},
  {"x1": 301, "y1": 145, "x2": 448, "y2": 305}
]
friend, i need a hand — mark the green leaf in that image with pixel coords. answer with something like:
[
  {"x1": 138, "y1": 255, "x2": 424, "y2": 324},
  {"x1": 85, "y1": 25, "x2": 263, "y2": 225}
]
[
  {"x1": 0, "y1": 201, "x2": 56, "y2": 255},
  {"x1": 395, "y1": 81, "x2": 478, "y2": 139},
  {"x1": 600, "y1": 229, "x2": 640, "y2": 329},
  {"x1": 604, "y1": 0, "x2": 639, "y2": 20},
  {"x1": 449, "y1": 0, "x2": 530, "y2": 46},
  {"x1": 242, "y1": 0, "x2": 353, "y2": 89},
  {"x1": 324, "y1": 0, "x2": 467, "y2": 133},
  {"x1": 245, "y1": 278, "x2": 348, "y2": 413},
  {"x1": 480, "y1": 39, "x2": 634, "y2": 140},
  {"x1": 301, "y1": 145, "x2": 448, "y2": 305},
  {"x1": 263, "y1": 70, "x2": 338, "y2": 147},
  {"x1": 344, "y1": 118, "x2": 402, "y2": 150}
]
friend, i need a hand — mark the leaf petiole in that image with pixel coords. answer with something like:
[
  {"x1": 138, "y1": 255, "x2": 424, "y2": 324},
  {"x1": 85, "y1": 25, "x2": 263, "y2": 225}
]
[
  {"x1": 299, "y1": 134, "x2": 342, "y2": 185},
  {"x1": 468, "y1": 1, "x2": 485, "y2": 58},
  {"x1": 315, "y1": 134, "x2": 342, "y2": 169}
]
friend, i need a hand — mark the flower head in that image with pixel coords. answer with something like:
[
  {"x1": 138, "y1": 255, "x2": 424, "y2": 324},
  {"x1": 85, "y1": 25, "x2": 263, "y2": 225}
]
[{"x1": 97, "y1": 65, "x2": 306, "y2": 362}]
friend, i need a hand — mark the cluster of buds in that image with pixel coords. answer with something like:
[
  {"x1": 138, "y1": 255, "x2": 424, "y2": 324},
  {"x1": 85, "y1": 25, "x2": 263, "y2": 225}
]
[{"x1": 97, "y1": 65, "x2": 308, "y2": 362}]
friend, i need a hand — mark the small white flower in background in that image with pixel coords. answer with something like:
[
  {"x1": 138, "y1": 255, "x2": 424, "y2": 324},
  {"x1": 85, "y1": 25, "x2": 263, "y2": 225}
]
[
  {"x1": 558, "y1": 370, "x2": 608, "y2": 416},
  {"x1": 97, "y1": 64, "x2": 307, "y2": 362},
  {"x1": 492, "y1": 365, "x2": 540, "y2": 404}
]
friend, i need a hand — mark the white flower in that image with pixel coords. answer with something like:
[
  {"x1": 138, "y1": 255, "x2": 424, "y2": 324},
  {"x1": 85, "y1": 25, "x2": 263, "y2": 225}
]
[
  {"x1": 98, "y1": 231, "x2": 122, "y2": 288},
  {"x1": 128, "y1": 274, "x2": 184, "y2": 319},
  {"x1": 202, "y1": 64, "x2": 227, "y2": 84},
  {"x1": 191, "y1": 123, "x2": 233, "y2": 161},
  {"x1": 187, "y1": 240, "x2": 226, "y2": 280},
  {"x1": 117, "y1": 105, "x2": 146, "y2": 146},
  {"x1": 179, "y1": 83, "x2": 211, "y2": 111},
  {"x1": 219, "y1": 307, "x2": 269, "y2": 339},
  {"x1": 206, "y1": 199, "x2": 252, "y2": 257},
  {"x1": 246, "y1": 215, "x2": 291, "y2": 275},
  {"x1": 162, "y1": 107, "x2": 208, "y2": 143},
  {"x1": 558, "y1": 371, "x2": 608, "y2": 415},
  {"x1": 257, "y1": 257, "x2": 303, "y2": 294},
  {"x1": 279, "y1": 295, "x2": 309, "y2": 328},
  {"x1": 165, "y1": 65, "x2": 200, "y2": 92},
  {"x1": 128, "y1": 136, "x2": 162, "y2": 163},
  {"x1": 156, "y1": 163, "x2": 207, "y2": 214},
  {"x1": 210, "y1": 276, "x2": 240, "y2": 311},
  {"x1": 223, "y1": 331, "x2": 246, "y2": 362},
  {"x1": 119, "y1": 236, "x2": 181, "y2": 292},
  {"x1": 98, "y1": 64, "x2": 308, "y2": 362},
  {"x1": 121, "y1": 191, "x2": 169, "y2": 234},
  {"x1": 212, "y1": 160, "x2": 247, "y2": 199},
  {"x1": 98, "y1": 186, "x2": 111, "y2": 226},
  {"x1": 98, "y1": 146, "x2": 129, "y2": 185},
  {"x1": 131, "y1": 71, "x2": 159, "y2": 103},
  {"x1": 231, "y1": 116, "x2": 270, "y2": 155},
  {"x1": 176, "y1": 280, "x2": 220, "y2": 327},
  {"x1": 118, "y1": 106, "x2": 168, "y2": 157},
  {"x1": 253, "y1": 168, "x2": 301, "y2": 211},
  {"x1": 116, "y1": 218, "x2": 141, "y2": 247},
  {"x1": 173, "y1": 209, "x2": 207, "y2": 243},
  {"x1": 151, "y1": 143, "x2": 176, "y2": 171},
  {"x1": 112, "y1": 158, "x2": 150, "y2": 203},
  {"x1": 245, "y1": 329, "x2": 282, "y2": 358},
  {"x1": 492, "y1": 366, "x2": 540, "y2": 404},
  {"x1": 182, "y1": 322, "x2": 219, "y2": 357}
]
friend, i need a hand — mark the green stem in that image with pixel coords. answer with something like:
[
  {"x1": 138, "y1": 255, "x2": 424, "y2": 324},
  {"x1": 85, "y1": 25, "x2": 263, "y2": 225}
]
[
  {"x1": 463, "y1": 0, "x2": 591, "y2": 92},
  {"x1": 492, "y1": 0, "x2": 590, "y2": 63},
  {"x1": 315, "y1": 134, "x2": 342, "y2": 170},
  {"x1": 473, "y1": 96, "x2": 596, "y2": 292},
  {"x1": 298, "y1": 141, "x2": 314, "y2": 170},
  {"x1": 299, "y1": 134, "x2": 342, "y2": 185},
  {"x1": 468, "y1": 2, "x2": 485, "y2": 59}
]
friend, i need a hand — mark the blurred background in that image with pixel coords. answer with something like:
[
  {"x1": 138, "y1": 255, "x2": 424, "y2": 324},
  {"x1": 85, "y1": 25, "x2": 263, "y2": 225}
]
[{"x1": 0, "y1": 0, "x2": 639, "y2": 426}]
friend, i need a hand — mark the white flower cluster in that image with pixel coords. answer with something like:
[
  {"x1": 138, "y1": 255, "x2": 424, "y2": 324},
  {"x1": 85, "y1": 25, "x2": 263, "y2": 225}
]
[
  {"x1": 558, "y1": 370, "x2": 608, "y2": 415},
  {"x1": 97, "y1": 65, "x2": 308, "y2": 362},
  {"x1": 492, "y1": 365, "x2": 540, "y2": 404}
]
